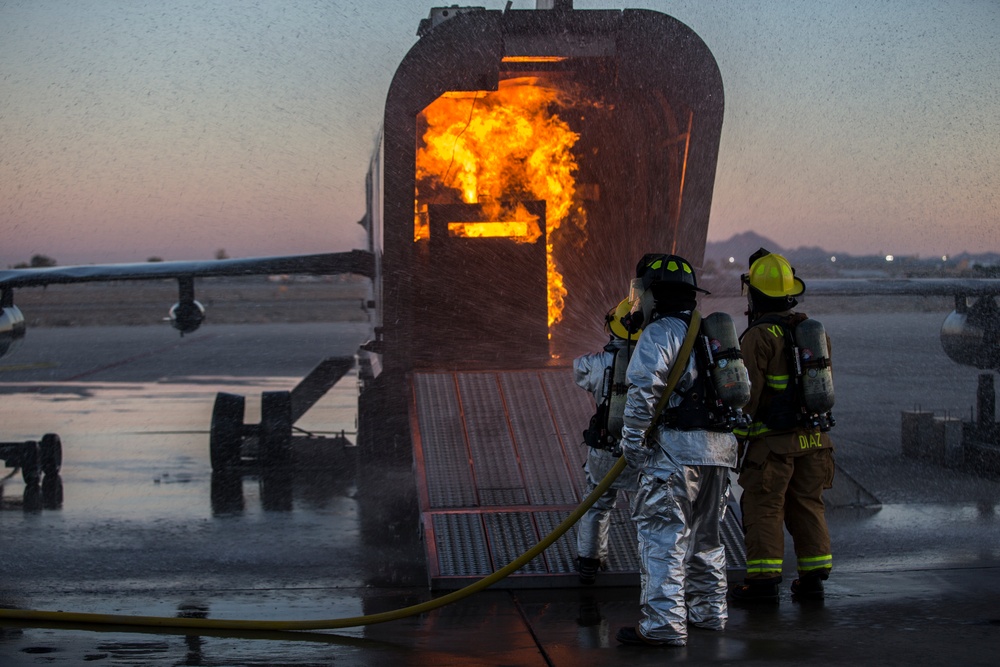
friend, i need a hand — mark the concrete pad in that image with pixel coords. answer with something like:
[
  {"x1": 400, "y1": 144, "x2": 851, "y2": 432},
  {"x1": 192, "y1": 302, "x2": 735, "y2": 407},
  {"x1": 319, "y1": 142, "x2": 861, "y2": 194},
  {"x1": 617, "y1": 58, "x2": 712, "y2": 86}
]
[{"x1": 1, "y1": 318, "x2": 999, "y2": 665}]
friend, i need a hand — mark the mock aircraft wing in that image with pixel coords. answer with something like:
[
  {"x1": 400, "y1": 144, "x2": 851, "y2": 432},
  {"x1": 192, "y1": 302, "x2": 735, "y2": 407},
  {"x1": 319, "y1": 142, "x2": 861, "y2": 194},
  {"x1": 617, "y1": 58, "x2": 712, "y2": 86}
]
[
  {"x1": 807, "y1": 278, "x2": 1000, "y2": 297},
  {"x1": 0, "y1": 250, "x2": 375, "y2": 288}
]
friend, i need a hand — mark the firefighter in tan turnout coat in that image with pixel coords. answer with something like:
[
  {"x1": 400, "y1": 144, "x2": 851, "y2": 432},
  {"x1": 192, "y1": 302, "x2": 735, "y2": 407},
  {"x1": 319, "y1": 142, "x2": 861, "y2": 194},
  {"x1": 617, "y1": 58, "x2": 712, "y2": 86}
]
[{"x1": 731, "y1": 250, "x2": 835, "y2": 603}]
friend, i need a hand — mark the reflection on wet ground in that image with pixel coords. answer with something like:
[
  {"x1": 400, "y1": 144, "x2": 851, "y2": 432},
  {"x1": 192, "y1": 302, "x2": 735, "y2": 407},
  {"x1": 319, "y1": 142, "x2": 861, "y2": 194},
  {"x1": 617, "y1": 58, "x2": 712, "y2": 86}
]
[
  {"x1": 0, "y1": 320, "x2": 999, "y2": 664},
  {"x1": 0, "y1": 473, "x2": 63, "y2": 512}
]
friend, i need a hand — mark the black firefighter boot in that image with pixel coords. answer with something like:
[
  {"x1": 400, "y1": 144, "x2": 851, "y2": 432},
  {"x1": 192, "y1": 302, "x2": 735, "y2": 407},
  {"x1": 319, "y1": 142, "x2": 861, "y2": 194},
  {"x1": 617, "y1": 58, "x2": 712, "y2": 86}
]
[
  {"x1": 576, "y1": 557, "x2": 601, "y2": 585},
  {"x1": 730, "y1": 577, "x2": 781, "y2": 603},
  {"x1": 791, "y1": 572, "x2": 828, "y2": 601}
]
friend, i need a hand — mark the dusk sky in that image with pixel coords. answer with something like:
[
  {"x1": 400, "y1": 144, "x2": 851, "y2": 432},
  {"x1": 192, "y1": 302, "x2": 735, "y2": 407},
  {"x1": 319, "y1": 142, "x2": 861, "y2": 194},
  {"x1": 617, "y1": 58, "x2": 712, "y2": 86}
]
[{"x1": 2, "y1": 0, "x2": 997, "y2": 267}]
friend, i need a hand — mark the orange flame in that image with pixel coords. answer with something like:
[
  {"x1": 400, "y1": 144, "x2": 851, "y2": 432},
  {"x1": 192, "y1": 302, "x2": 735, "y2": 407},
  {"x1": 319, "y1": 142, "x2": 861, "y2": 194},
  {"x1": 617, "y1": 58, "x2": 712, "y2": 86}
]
[{"x1": 415, "y1": 77, "x2": 582, "y2": 329}]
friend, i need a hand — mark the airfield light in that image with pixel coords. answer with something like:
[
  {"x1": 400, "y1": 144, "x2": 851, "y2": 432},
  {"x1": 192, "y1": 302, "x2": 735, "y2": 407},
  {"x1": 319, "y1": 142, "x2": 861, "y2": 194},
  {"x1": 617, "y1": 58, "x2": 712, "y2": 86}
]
[
  {"x1": 830, "y1": 256, "x2": 837, "y2": 263},
  {"x1": 728, "y1": 256, "x2": 735, "y2": 263},
  {"x1": 885, "y1": 254, "x2": 894, "y2": 262},
  {"x1": 942, "y1": 255, "x2": 948, "y2": 262}
]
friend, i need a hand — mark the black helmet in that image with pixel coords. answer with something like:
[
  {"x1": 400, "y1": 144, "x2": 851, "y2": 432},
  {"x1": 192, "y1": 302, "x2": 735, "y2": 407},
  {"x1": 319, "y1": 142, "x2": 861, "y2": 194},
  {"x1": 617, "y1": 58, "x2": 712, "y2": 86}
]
[{"x1": 635, "y1": 253, "x2": 709, "y2": 294}]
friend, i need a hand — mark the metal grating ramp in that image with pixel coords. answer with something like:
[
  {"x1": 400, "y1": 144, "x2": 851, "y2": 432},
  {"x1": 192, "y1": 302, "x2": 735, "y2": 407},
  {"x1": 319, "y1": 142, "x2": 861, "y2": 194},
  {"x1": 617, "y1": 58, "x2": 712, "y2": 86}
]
[{"x1": 411, "y1": 368, "x2": 746, "y2": 589}]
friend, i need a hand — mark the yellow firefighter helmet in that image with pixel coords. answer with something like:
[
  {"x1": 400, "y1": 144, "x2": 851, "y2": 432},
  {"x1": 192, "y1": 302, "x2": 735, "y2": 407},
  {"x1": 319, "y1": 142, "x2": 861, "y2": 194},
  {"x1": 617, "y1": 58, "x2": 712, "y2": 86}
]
[
  {"x1": 606, "y1": 298, "x2": 642, "y2": 341},
  {"x1": 745, "y1": 253, "x2": 805, "y2": 298}
]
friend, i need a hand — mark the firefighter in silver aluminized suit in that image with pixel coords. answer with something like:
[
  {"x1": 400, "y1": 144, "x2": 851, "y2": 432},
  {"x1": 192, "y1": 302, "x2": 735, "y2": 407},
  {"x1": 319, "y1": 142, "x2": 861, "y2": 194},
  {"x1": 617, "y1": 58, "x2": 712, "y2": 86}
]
[
  {"x1": 573, "y1": 298, "x2": 641, "y2": 585},
  {"x1": 615, "y1": 254, "x2": 738, "y2": 648}
]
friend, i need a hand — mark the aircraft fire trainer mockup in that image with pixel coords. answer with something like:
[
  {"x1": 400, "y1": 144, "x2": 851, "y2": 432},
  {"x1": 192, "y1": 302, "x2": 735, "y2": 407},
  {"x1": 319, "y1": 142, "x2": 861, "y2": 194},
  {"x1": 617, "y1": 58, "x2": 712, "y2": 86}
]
[{"x1": 3, "y1": 2, "x2": 999, "y2": 588}]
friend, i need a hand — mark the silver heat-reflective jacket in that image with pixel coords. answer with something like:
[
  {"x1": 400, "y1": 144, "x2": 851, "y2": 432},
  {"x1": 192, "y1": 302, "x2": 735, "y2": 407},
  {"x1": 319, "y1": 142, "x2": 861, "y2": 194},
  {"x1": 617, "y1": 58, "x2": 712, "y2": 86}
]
[
  {"x1": 620, "y1": 314, "x2": 737, "y2": 469},
  {"x1": 620, "y1": 313, "x2": 737, "y2": 643},
  {"x1": 572, "y1": 339, "x2": 639, "y2": 562}
]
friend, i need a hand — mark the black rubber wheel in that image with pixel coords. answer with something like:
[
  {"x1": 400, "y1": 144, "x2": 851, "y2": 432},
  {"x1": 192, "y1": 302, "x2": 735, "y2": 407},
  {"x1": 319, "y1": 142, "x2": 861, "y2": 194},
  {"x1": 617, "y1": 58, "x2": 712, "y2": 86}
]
[
  {"x1": 260, "y1": 391, "x2": 293, "y2": 467},
  {"x1": 210, "y1": 393, "x2": 245, "y2": 472},
  {"x1": 39, "y1": 433, "x2": 62, "y2": 476},
  {"x1": 21, "y1": 440, "x2": 41, "y2": 486}
]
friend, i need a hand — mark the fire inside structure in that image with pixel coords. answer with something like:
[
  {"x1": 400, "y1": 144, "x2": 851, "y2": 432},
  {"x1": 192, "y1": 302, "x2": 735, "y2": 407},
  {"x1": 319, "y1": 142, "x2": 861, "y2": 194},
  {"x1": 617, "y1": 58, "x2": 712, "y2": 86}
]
[
  {"x1": 372, "y1": 6, "x2": 725, "y2": 373},
  {"x1": 351, "y1": 5, "x2": 736, "y2": 587}
]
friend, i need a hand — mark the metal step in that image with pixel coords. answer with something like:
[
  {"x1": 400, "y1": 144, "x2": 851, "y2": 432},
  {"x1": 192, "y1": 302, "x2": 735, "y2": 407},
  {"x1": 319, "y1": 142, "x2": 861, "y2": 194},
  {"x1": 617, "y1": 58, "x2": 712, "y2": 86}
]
[{"x1": 411, "y1": 368, "x2": 746, "y2": 590}]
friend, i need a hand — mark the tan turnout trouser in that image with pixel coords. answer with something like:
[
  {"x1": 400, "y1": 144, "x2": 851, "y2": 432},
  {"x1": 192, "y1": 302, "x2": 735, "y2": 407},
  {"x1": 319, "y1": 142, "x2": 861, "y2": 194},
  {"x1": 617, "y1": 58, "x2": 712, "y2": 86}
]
[{"x1": 738, "y1": 445, "x2": 835, "y2": 580}]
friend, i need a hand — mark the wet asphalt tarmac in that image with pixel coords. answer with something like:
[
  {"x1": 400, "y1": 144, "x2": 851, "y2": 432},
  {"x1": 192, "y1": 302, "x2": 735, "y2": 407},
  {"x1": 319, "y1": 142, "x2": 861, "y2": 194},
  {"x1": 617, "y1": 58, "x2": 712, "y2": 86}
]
[{"x1": 1, "y1": 307, "x2": 999, "y2": 665}]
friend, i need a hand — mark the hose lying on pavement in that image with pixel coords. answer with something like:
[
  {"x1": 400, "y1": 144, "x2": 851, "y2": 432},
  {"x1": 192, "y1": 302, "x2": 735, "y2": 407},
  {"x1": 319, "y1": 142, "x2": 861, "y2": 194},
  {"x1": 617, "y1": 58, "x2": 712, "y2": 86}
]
[
  {"x1": 0, "y1": 312, "x2": 702, "y2": 634},
  {"x1": 0, "y1": 457, "x2": 628, "y2": 633}
]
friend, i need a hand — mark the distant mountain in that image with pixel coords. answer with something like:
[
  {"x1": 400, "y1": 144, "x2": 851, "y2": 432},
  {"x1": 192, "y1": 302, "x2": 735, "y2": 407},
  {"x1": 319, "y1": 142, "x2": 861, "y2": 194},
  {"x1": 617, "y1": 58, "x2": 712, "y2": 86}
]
[
  {"x1": 950, "y1": 251, "x2": 1000, "y2": 266},
  {"x1": 704, "y1": 232, "x2": 999, "y2": 271},
  {"x1": 704, "y1": 231, "x2": 785, "y2": 267}
]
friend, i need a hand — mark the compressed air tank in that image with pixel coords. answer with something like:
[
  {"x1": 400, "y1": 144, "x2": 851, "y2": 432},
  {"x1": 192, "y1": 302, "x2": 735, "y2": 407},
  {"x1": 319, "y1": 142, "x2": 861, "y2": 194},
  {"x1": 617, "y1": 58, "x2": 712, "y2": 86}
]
[
  {"x1": 795, "y1": 318, "x2": 835, "y2": 414},
  {"x1": 606, "y1": 346, "x2": 631, "y2": 440},
  {"x1": 702, "y1": 312, "x2": 751, "y2": 410}
]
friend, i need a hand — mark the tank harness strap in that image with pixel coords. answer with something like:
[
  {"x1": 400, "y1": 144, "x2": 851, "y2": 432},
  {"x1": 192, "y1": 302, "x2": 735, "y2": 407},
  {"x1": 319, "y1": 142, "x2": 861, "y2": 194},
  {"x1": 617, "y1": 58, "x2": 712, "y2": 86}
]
[
  {"x1": 655, "y1": 313, "x2": 728, "y2": 432},
  {"x1": 646, "y1": 311, "x2": 701, "y2": 434}
]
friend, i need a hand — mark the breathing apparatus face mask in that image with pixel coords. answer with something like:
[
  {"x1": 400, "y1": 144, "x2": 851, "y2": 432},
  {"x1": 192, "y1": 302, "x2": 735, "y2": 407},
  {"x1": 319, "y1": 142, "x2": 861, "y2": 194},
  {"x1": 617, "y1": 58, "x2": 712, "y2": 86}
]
[
  {"x1": 621, "y1": 278, "x2": 645, "y2": 334},
  {"x1": 639, "y1": 290, "x2": 658, "y2": 329},
  {"x1": 741, "y1": 273, "x2": 753, "y2": 317}
]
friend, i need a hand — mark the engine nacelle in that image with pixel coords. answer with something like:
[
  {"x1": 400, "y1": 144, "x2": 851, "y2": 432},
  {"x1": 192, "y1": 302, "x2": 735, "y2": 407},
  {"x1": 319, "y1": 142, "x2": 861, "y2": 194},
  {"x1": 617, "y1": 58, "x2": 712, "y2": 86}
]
[
  {"x1": 940, "y1": 296, "x2": 1000, "y2": 370},
  {"x1": 169, "y1": 300, "x2": 206, "y2": 335},
  {"x1": 0, "y1": 305, "x2": 26, "y2": 359}
]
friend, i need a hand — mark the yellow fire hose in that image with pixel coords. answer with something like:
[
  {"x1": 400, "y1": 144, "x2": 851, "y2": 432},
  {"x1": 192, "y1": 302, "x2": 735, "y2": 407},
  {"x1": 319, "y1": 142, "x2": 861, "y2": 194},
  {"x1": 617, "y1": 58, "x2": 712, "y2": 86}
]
[
  {"x1": 0, "y1": 456, "x2": 628, "y2": 633},
  {"x1": 0, "y1": 312, "x2": 700, "y2": 635}
]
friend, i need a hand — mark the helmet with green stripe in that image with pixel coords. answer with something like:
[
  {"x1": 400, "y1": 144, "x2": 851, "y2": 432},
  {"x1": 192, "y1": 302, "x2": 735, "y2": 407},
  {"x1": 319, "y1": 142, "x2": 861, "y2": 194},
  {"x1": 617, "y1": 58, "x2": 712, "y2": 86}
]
[{"x1": 635, "y1": 253, "x2": 709, "y2": 294}]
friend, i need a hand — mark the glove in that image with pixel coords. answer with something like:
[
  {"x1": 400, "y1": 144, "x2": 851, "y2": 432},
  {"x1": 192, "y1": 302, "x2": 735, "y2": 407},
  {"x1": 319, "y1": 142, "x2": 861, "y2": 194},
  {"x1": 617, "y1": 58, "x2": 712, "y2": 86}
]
[{"x1": 620, "y1": 438, "x2": 646, "y2": 470}]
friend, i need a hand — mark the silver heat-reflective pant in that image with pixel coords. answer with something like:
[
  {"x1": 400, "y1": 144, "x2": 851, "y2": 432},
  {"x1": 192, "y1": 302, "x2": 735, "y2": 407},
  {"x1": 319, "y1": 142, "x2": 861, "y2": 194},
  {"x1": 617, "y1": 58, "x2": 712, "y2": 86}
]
[
  {"x1": 577, "y1": 447, "x2": 639, "y2": 562},
  {"x1": 632, "y1": 459, "x2": 730, "y2": 643}
]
